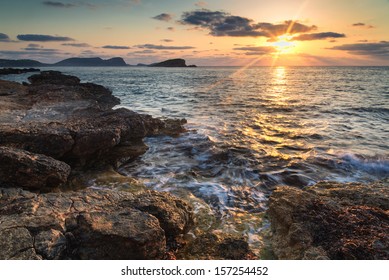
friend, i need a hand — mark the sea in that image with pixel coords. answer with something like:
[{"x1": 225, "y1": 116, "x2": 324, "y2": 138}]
[{"x1": 4, "y1": 66, "x2": 389, "y2": 256}]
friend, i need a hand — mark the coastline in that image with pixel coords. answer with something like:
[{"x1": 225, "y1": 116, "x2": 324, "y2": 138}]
[{"x1": 0, "y1": 69, "x2": 387, "y2": 260}]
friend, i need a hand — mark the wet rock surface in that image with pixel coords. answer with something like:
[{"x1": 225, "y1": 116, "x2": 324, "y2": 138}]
[
  {"x1": 268, "y1": 180, "x2": 389, "y2": 260},
  {"x1": 0, "y1": 188, "x2": 193, "y2": 260}
]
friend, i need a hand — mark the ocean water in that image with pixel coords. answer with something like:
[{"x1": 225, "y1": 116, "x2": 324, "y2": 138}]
[{"x1": 4, "y1": 66, "x2": 389, "y2": 255}]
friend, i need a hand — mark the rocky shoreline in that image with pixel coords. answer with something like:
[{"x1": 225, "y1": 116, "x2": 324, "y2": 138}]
[
  {"x1": 0, "y1": 70, "x2": 387, "y2": 260},
  {"x1": 268, "y1": 180, "x2": 389, "y2": 260},
  {"x1": 0, "y1": 71, "x2": 193, "y2": 259}
]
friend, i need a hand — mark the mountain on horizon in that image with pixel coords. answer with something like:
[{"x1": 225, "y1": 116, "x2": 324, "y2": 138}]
[
  {"x1": 0, "y1": 57, "x2": 128, "y2": 67},
  {"x1": 0, "y1": 57, "x2": 196, "y2": 68},
  {"x1": 54, "y1": 57, "x2": 127, "y2": 67}
]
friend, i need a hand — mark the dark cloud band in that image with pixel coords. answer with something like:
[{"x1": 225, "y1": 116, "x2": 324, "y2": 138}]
[
  {"x1": 17, "y1": 34, "x2": 74, "y2": 42},
  {"x1": 328, "y1": 42, "x2": 389, "y2": 57},
  {"x1": 102, "y1": 45, "x2": 130, "y2": 49},
  {"x1": 42, "y1": 1, "x2": 76, "y2": 8},
  {"x1": 135, "y1": 44, "x2": 195, "y2": 50},
  {"x1": 293, "y1": 32, "x2": 346, "y2": 41}
]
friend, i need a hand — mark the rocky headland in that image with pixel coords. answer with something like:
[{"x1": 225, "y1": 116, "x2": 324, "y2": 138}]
[{"x1": 0, "y1": 70, "x2": 193, "y2": 259}]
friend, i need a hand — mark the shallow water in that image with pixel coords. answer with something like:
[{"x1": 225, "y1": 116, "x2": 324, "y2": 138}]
[{"x1": 4, "y1": 66, "x2": 389, "y2": 256}]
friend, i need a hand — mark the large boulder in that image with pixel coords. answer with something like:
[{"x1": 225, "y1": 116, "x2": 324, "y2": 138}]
[
  {"x1": 0, "y1": 188, "x2": 193, "y2": 260},
  {"x1": 0, "y1": 146, "x2": 70, "y2": 190},
  {"x1": 267, "y1": 180, "x2": 389, "y2": 260}
]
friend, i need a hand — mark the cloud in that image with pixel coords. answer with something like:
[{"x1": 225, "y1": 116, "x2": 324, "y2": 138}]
[
  {"x1": 233, "y1": 46, "x2": 276, "y2": 55},
  {"x1": 22, "y1": 46, "x2": 60, "y2": 52},
  {"x1": 233, "y1": 46, "x2": 275, "y2": 52},
  {"x1": 62, "y1": 43, "x2": 91, "y2": 47},
  {"x1": 167, "y1": 27, "x2": 175, "y2": 31},
  {"x1": 152, "y1": 13, "x2": 173, "y2": 22},
  {"x1": 42, "y1": 1, "x2": 76, "y2": 8},
  {"x1": 130, "y1": 49, "x2": 157, "y2": 54},
  {"x1": 195, "y1": 1, "x2": 207, "y2": 7},
  {"x1": 102, "y1": 45, "x2": 130, "y2": 49},
  {"x1": 180, "y1": 9, "x2": 317, "y2": 38},
  {"x1": 161, "y1": 39, "x2": 174, "y2": 42},
  {"x1": 328, "y1": 41, "x2": 389, "y2": 57},
  {"x1": 352, "y1": 22, "x2": 374, "y2": 28},
  {"x1": 0, "y1": 33, "x2": 11, "y2": 42},
  {"x1": 134, "y1": 44, "x2": 195, "y2": 50},
  {"x1": 17, "y1": 34, "x2": 74, "y2": 42},
  {"x1": 293, "y1": 32, "x2": 346, "y2": 41}
]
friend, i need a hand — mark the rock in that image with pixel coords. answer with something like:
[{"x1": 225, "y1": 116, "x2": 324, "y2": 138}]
[
  {"x1": 0, "y1": 188, "x2": 193, "y2": 260},
  {"x1": 0, "y1": 68, "x2": 40, "y2": 76},
  {"x1": 267, "y1": 180, "x2": 389, "y2": 260},
  {"x1": 150, "y1": 58, "x2": 196, "y2": 67},
  {"x1": 0, "y1": 146, "x2": 71, "y2": 191},
  {"x1": 54, "y1": 57, "x2": 127, "y2": 67},
  {"x1": 177, "y1": 233, "x2": 256, "y2": 260},
  {"x1": 0, "y1": 71, "x2": 186, "y2": 169}
]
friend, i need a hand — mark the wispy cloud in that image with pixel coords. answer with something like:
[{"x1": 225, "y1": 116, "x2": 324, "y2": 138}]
[
  {"x1": 328, "y1": 41, "x2": 389, "y2": 57},
  {"x1": 293, "y1": 32, "x2": 346, "y2": 41},
  {"x1": 62, "y1": 43, "x2": 91, "y2": 47},
  {"x1": 17, "y1": 34, "x2": 74, "y2": 42},
  {"x1": 102, "y1": 45, "x2": 131, "y2": 49},
  {"x1": 195, "y1": 1, "x2": 207, "y2": 7},
  {"x1": 180, "y1": 9, "x2": 317, "y2": 38},
  {"x1": 161, "y1": 39, "x2": 174, "y2": 42},
  {"x1": 134, "y1": 44, "x2": 195, "y2": 50},
  {"x1": 233, "y1": 46, "x2": 276, "y2": 56},
  {"x1": 42, "y1": 1, "x2": 76, "y2": 8},
  {"x1": 352, "y1": 22, "x2": 375, "y2": 29},
  {"x1": 152, "y1": 13, "x2": 173, "y2": 22}
]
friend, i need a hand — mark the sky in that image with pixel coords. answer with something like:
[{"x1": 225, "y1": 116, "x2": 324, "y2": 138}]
[{"x1": 1, "y1": 0, "x2": 389, "y2": 66}]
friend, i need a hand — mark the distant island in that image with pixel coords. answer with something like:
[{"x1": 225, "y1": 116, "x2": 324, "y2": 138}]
[
  {"x1": 149, "y1": 58, "x2": 197, "y2": 68},
  {"x1": 0, "y1": 57, "x2": 196, "y2": 68}
]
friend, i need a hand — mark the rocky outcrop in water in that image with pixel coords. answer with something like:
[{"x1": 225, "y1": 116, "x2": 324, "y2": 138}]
[
  {"x1": 0, "y1": 188, "x2": 193, "y2": 259},
  {"x1": 0, "y1": 70, "x2": 193, "y2": 259},
  {"x1": 268, "y1": 180, "x2": 389, "y2": 260},
  {"x1": 0, "y1": 71, "x2": 186, "y2": 172},
  {"x1": 149, "y1": 58, "x2": 196, "y2": 67}
]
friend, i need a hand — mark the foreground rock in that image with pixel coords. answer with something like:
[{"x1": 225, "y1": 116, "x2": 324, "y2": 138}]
[
  {"x1": 177, "y1": 233, "x2": 256, "y2": 260},
  {"x1": 268, "y1": 180, "x2": 389, "y2": 260},
  {"x1": 0, "y1": 146, "x2": 70, "y2": 191},
  {"x1": 0, "y1": 188, "x2": 193, "y2": 259},
  {"x1": 0, "y1": 71, "x2": 186, "y2": 190}
]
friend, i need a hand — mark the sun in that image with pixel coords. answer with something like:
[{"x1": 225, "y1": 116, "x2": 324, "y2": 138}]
[{"x1": 272, "y1": 35, "x2": 296, "y2": 54}]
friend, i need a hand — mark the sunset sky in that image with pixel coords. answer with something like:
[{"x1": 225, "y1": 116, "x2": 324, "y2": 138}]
[{"x1": 1, "y1": 0, "x2": 389, "y2": 66}]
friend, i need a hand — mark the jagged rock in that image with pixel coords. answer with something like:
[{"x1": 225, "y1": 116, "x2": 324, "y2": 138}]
[
  {"x1": 0, "y1": 71, "x2": 186, "y2": 169},
  {"x1": 0, "y1": 146, "x2": 71, "y2": 190},
  {"x1": 0, "y1": 188, "x2": 193, "y2": 260},
  {"x1": 267, "y1": 180, "x2": 389, "y2": 260}
]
